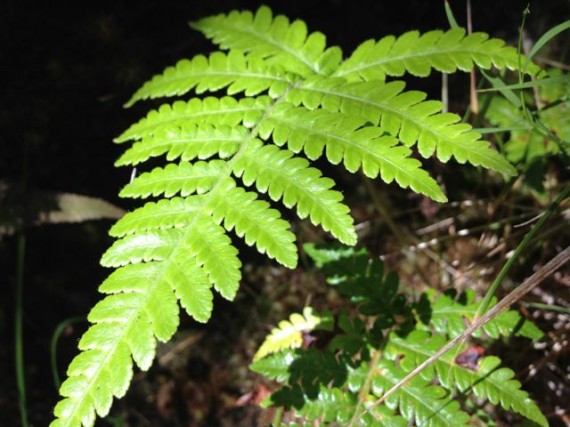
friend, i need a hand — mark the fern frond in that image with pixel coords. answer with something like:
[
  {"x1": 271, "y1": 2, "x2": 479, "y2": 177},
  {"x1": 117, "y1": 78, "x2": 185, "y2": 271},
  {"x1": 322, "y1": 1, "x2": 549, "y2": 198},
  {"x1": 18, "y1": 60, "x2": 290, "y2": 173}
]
[
  {"x1": 115, "y1": 96, "x2": 271, "y2": 143},
  {"x1": 109, "y1": 197, "x2": 202, "y2": 237},
  {"x1": 288, "y1": 78, "x2": 516, "y2": 175},
  {"x1": 116, "y1": 124, "x2": 248, "y2": 166},
  {"x1": 350, "y1": 359, "x2": 471, "y2": 427},
  {"x1": 52, "y1": 264, "x2": 179, "y2": 427},
  {"x1": 119, "y1": 160, "x2": 226, "y2": 198},
  {"x1": 191, "y1": 6, "x2": 340, "y2": 76},
  {"x1": 486, "y1": 95, "x2": 567, "y2": 164},
  {"x1": 253, "y1": 307, "x2": 333, "y2": 361},
  {"x1": 278, "y1": 385, "x2": 408, "y2": 427},
  {"x1": 429, "y1": 289, "x2": 543, "y2": 340},
  {"x1": 387, "y1": 331, "x2": 548, "y2": 427},
  {"x1": 185, "y1": 214, "x2": 241, "y2": 299},
  {"x1": 52, "y1": 6, "x2": 539, "y2": 425},
  {"x1": 207, "y1": 183, "x2": 297, "y2": 268},
  {"x1": 101, "y1": 228, "x2": 182, "y2": 266},
  {"x1": 125, "y1": 50, "x2": 296, "y2": 107},
  {"x1": 233, "y1": 142, "x2": 357, "y2": 245},
  {"x1": 259, "y1": 103, "x2": 447, "y2": 201},
  {"x1": 336, "y1": 28, "x2": 538, "y2": 81}
]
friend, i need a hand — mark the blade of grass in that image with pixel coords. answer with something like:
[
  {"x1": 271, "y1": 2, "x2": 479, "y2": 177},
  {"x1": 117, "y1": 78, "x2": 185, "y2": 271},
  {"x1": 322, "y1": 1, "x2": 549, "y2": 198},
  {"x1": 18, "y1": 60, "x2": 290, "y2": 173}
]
[
  {"x1": 477, "y1": 74, "x2": 569, "y2": 92},
  {"x1": 525, "y1": 20, "x2": 570, "y2": 72},
  {"x1": 15, "y1": 232, "x2": 29, "y2": 427}
]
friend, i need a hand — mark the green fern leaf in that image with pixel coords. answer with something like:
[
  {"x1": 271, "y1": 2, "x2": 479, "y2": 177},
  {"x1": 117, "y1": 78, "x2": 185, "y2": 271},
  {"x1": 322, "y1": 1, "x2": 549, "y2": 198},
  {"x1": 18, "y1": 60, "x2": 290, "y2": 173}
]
[
  {"x1": 260, "y1": 103, "x2": 447, "y2": 201},
  {"x1": 253, "y1": 307, "x2": 333, "y2": 361},
  {"x1": 387, "y1": 331, "x2": 548, "y2": 427},
  {"x1": 185, "y1": 214, "x2": 241, "y2": 300},
  {"x1": 233, "y1": 142, "x2": 357, "y2": 245},
  {"x1": 119, "y1": 160, "x2": 226, "y2": 198},
  {"x1": 125, "y1": 50, "x2": 295, "y2": 107},
  {"x1": 429, "y1": 289, "x2": 543, "y2": 340},
  {"x1": 336, "y1": 28, "x2": 538, "y2": 81},
  {"x1": 191, "y1": 6, "x2": 338, "y2": 76},
  {"x1": 288, "y1": 78, "x2": 516, "y2": 175},
  {"x1": 116, "y1": 124, "x2": 248, "y2": 166},
  {"x1": 115, "y1": 96, "x2": 271, "y2": 143},
  {"x1": 362, "y1": 359, "x2": 471, "y2": 427},
  {"x1": 280, "y1": 385, "x2": 408, "y2": 427},
  {"x1": 101, "y1": 228, "x2": 182, "y2": 266},
  {"x1": 207, "y1": 183, "x2": 297, "y2": 268},
  {"x1": 109, "y1": 197, "x2": 202, "y2": 237},
  {"x1": 51, "y1": 268, "x2": 178, "y2": 427}
]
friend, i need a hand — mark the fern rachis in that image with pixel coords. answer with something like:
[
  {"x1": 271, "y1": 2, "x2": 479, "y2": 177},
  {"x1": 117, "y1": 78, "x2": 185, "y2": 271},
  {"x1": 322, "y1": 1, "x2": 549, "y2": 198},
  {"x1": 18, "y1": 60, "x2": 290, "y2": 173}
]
[{"x1": 51, "y1": 6, "x2": 534, "y2": 426}]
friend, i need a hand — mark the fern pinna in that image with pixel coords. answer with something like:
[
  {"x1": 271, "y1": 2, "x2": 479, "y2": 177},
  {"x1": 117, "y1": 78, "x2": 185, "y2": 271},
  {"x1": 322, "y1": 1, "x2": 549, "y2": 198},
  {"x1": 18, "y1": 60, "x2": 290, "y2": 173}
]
[
  {"x1": 250, "y1": 245, "x2": 547, "y2": 426},
  {"x1": 52, "y1": 6, "x2": 533, "y2": 426}
]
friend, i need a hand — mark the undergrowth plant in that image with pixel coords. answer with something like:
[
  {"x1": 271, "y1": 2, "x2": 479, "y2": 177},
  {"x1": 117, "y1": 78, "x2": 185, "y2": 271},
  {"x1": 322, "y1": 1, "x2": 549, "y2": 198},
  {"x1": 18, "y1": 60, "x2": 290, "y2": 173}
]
[
  {"x1": 483, "y1": 68, "x2": 570, "y2": 194},
  {"x1": 50, "y1": 6, "x2": 541, "y2": 426},
  {"x1": 251, "y1": 245, "x2": 547, "y2": 426}
]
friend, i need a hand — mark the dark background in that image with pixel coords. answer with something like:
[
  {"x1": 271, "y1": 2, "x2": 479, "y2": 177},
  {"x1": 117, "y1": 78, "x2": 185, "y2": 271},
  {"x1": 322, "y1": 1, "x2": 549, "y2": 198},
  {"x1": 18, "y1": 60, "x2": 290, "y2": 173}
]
[{"x1": 1, "y1": 1, "x2": 568, "y2": 426}]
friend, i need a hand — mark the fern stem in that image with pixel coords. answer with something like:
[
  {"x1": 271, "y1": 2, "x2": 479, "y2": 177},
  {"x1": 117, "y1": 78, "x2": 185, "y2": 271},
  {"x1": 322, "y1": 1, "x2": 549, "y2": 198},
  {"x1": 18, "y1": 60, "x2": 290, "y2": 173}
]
[
  {"x1": 476, "y1": 182, "x2": 570, "y2": 320},
  {"x1": 15, "y1": 232, "x2": 29, "y2": 427},
  {"x1": 349, "y1": 345, "x2": 383, "y2": 427}
]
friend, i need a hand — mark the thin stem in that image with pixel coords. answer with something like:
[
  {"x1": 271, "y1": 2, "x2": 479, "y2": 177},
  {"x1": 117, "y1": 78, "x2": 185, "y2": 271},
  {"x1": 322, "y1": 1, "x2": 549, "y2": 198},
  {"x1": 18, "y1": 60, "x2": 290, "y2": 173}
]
[
  {"x1": 15, "y1": 232, "x2": 29, "y2": 427},
  {"x1": 50, "y1": 316, "x2": 85, "y2": 390}
]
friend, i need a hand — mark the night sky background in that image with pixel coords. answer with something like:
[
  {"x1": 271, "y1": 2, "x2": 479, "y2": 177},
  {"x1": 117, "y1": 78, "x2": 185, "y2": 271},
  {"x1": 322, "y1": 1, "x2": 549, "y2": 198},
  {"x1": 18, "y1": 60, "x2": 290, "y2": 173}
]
[{"x1": 1, "y1": 1, "x2": 569, "y2": 425}]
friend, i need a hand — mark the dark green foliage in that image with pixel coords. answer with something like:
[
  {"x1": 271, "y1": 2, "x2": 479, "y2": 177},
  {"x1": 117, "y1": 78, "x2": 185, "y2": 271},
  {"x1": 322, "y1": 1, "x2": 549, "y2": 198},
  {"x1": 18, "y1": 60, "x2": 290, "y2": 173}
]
[{"x1": 251, "y1": 245, "x2": 547, "y2": 426}]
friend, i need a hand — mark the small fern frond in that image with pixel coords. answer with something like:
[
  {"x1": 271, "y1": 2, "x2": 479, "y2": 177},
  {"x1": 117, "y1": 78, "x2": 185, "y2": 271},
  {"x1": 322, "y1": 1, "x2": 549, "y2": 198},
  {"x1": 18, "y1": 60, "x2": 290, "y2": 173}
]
[
  {"x1": 52, "y1": 266, "x2": 179, "y2": 427},
  {"x1": 253, "y1": 307, "x2": 333, "y2": 361},
  {"x1": 185, "y1": 214, "x2": 242, "y2": 300},
  {"x1": 125, "y1": 50, "x2": 296, "y2": 107},
  {"x1": 288, "y1": 78, "x2": 517, "y2": 175},
  {"x1": 119, "y1": 160, "x2": 226, "y2": 198},
  {"x1": 191, "y1": 6, "x2": 340, "y2": 77},
  {"x1": 336, "y1": 28, "x2": 537, "y2": 81},
  {"x1": 387, "y1": 331, "x2": 548, "y2": 427},
  {"x1": 363, "y1": 359, "x2": 471, "y2": 427},
  {"x1": 101, "y1": 228, "x2": 182, "y2": 266},
  {"x1": 116, "y1": 124, "x2": 248, "y2": 166},
  {"x1": 429, "y1": 289, "x2": 543, "y2": 340},
  {"x1": 109, "y1": 197, "x2": 203, "y2": 237},
  {"x1": 115, "y1": 96, "x2": 271, "y2": 143},
  {"x1": 277, "y1": 385, "x2": 408, "y2": 427},
  {"x1": 259, "y1": 103, "x2": 447, "y2": 201},
  {"x1": 233, "y1": 142, "x2": 357, "y2": 245}
]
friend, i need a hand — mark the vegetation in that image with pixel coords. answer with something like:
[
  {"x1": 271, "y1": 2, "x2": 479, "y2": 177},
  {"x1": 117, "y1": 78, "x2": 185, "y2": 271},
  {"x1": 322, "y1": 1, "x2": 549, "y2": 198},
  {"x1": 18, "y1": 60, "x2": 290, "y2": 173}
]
[{"x1": 2, "y1": 3, "x2": 568, "y2": 427}]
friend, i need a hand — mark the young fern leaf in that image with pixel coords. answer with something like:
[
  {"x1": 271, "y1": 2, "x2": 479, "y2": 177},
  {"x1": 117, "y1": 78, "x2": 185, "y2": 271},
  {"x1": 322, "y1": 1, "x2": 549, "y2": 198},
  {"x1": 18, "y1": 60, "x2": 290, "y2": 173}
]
[
  {"x1": 125, "y1": 50, "x2": 296, "y2": 107},
  {"x1": 428, "y1": 289, "x2": 544, "y2": 340},
  {"x1": 190, "y1": 6, "x2": 340, "y2": 76},
  {"x1": 116, "y1": 124, "x2": 248, "y2": 166},
  {"x1": 335, "y1": 28, "x2": 540, "y2": 81},
  {"x1": 52, "y1": 5, "x2": 533, "y2": 426},
  {"x1": 363, "y1": 360, "x2": 472, "y2": 427},
  {"x1": 115, "y1": 96, "x2": 271, "y2": 143},
  {"x1": 253, "y1": 307, "x2": 333, "y2": 361},
  {"x1": 287, "y1": 78, "x2": 517, "y2": 175}
]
